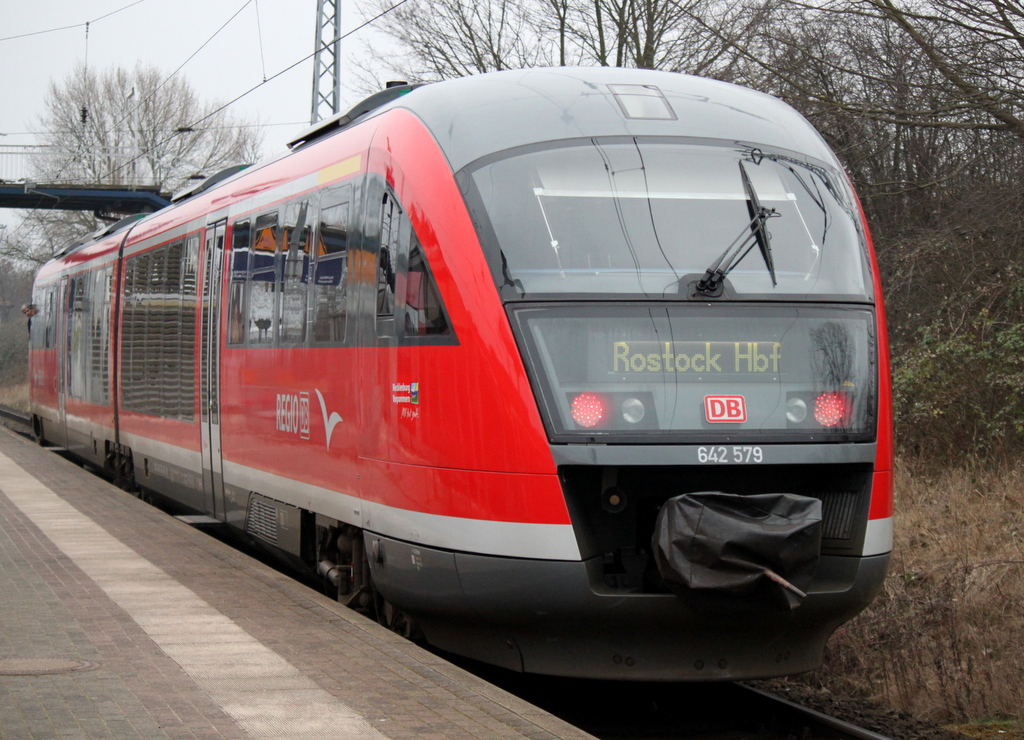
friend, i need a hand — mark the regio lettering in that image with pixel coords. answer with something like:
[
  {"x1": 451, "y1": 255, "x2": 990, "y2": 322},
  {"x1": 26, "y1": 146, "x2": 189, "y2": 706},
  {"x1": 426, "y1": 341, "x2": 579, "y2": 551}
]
[{"x1": 275, "y1": 393, "x2": 311, "y2": 439}]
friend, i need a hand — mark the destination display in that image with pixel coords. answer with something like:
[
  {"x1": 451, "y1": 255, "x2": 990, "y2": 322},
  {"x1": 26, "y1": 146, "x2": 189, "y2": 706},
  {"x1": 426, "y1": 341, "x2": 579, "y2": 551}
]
[
  {"x1": 513, "y1": 304, "x2": 877, "y2": 440},
  {"x1": 612, "y1": 341, "x2": 781, "y2": 374}
]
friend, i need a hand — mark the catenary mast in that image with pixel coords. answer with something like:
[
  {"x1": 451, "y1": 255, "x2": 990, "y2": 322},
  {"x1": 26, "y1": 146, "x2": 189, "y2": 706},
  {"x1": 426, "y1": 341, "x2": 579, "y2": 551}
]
[{"x1": 310, "y1": 0, "x2": 342, "y2": 124}]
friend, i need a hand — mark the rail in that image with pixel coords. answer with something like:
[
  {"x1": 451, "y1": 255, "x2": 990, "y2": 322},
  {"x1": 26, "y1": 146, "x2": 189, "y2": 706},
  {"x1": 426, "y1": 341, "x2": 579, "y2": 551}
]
[
  {"x1": 0, "y1": 405, "x2": 29, "y2": 427},
  {"x1": 737, "y1": 684, "x2": 894, "y2": 740}
]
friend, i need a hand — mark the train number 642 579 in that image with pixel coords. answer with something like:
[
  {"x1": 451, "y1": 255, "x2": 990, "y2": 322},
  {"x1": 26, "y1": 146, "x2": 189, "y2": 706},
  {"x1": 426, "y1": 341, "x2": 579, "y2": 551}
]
[{"x1": 697, "y1": 446, "x2": 764, "y2": 463}]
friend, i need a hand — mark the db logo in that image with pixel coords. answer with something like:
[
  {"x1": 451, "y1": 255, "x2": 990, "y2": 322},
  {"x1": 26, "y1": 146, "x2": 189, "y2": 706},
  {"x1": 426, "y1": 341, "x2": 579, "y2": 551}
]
[{"x1": 704, "y1": 395, "x2": 747, "y2": 423}]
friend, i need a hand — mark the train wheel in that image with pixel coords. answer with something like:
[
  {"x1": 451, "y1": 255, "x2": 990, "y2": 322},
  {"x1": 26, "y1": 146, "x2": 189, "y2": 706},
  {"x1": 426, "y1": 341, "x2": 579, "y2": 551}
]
[
  {"x1": 31, "y1": 415, "x2": 45, "y2": 445},
  {"x1": 373, "y1": 589, "x2": 421, "y2": 640},
  {"x1": 114, "y1": 450, "x2": 138, "y2": 494}
]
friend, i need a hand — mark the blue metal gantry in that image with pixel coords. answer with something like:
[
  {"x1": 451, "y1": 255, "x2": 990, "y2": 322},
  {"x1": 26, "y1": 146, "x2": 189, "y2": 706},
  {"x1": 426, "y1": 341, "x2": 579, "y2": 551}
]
[{"x1": 0, "y1": 183, "x2": 171, "y2": 217}]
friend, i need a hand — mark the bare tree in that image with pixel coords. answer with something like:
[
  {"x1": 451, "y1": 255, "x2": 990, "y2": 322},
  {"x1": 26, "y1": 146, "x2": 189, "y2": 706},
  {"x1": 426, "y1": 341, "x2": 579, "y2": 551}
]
[
  {"x1": 9, "y1": 63, "x2": 265, "y2": 266},
  {"x1": 859, "y1": 0, "x2": 1024, "y2": 140},
  {"x1": 1, "y1": 210, "x2": 98, "y2": 267},
  {"x1": 355, "y1": 0, "x2": 760, "y2": 82},
  {"x1": 35, "y1": 62, "x2": 263, "y2": 192},
  {"x1": 361, "y1": 0, "x2": 551, "y2": 81},
  {"x1": 577, "y1": 0, "x2": 758, "y2": 72}
]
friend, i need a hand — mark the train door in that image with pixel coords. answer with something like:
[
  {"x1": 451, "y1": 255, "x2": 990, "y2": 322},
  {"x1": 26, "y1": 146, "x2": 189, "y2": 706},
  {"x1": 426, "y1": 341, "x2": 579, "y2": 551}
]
[
  {"x1": 55, "y1": 274, "x2": 70, "y2": 447},
  {"x1": 200, "y1": 221, "x2": 227, "y2": 518}
]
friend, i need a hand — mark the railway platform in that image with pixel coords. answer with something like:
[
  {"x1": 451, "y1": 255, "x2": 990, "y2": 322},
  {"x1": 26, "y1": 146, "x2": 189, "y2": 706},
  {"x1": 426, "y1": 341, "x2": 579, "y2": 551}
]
[{"x1": 0, "y1": 426, "x2": 594, "y2": 740}]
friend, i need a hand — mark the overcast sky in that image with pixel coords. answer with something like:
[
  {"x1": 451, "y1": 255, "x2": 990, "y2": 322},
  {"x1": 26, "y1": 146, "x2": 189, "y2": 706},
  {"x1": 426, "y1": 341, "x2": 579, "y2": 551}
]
[
  {"x1": 0, "y1": 0, "x2": 398, "y2": 236},
  {"x1": 0, "y1": 0, "x2": 388, "y2": 152}
]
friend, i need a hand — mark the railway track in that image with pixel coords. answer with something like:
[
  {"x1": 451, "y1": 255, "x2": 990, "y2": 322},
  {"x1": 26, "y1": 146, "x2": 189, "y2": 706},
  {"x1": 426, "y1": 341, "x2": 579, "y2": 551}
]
[
  {"x1": 732, "y1": 684, "x2": 893, "y2": 740},
  {"x1": 0, "y1": 404, "x2": 29, "y2": 427},
  {"x1": 0, "y1": 402, "x2": 896, "y2": 740},
  {"x1": 448, "y1": 657, "x2": 898, "y2": 740}
]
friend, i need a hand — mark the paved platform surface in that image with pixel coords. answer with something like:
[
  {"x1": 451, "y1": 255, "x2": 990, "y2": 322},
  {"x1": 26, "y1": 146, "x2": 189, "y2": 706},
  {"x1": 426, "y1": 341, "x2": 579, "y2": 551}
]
[{"x1": 0, "y1": 426, "x2": 594, "y2": 740}]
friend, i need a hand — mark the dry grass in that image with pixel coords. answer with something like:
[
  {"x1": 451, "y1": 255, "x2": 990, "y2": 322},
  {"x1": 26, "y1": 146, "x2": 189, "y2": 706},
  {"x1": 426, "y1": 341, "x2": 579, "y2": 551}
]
[
  {"x1": 0, "y1": 382, "x2": 29, "y2": 413},
  {"x1": 803, "y1": 459, "x2": 1024, "y2": 723}
]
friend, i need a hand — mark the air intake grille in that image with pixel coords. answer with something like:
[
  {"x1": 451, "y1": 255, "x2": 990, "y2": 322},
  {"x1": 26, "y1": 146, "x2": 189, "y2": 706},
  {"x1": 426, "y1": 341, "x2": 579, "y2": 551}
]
[
  {"x1": 246, "y1": 497, "x2": 278, "y2": 544},
  {"x1": 816, "y1": 491, "x2": 859, "y2": 540}
]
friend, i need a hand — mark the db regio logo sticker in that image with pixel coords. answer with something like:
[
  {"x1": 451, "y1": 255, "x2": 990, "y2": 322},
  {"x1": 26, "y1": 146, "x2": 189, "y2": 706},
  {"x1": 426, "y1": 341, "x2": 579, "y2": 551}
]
[
  {"x1": 704, "y1": 395, "x2": 747, "y2": 423},
  {"x1": 276, "y1": 392, "x2": 311, "y2": 439}
]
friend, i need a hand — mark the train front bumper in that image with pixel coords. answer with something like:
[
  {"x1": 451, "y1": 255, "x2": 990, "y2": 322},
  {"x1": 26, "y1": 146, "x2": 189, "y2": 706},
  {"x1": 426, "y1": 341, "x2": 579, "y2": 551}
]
[{"x1": 367, "y1": 533, "x2": 889, "y2": 680}]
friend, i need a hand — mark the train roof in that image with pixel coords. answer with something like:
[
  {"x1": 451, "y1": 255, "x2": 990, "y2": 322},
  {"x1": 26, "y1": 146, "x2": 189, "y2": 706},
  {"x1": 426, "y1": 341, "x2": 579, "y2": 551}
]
[{"x1": 352, "y1": 67, "x2": 840, "y2": 173}]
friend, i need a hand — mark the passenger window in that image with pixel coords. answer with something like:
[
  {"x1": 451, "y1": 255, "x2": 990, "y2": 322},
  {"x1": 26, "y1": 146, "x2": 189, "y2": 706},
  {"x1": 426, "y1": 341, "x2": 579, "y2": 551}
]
[
  {"x1": 29, "y1": 289, "x2": 43, "y2": 349},
  {"x1": 280, "y1": 201, "x2": 310, "y2": 344},
  {"x1": 36, "y1": 290, "x2": 45, "y2": 349},
  {"x1": 313, "y1": 188, "x2": 350, "y2": 344},
  {"x1": 249, "y1": 213, "x2": 279, "y2": 345},
  {"x1": 375, "y1": 189, "x2": 452, "y2": 339},
  {"x1": 47, "y1": 287, "x2": 56, "y2": 348},
  {"x1": 68, "y1": 276, "x2": 85, "y2": 400},
  {"x1": 86, "y1": 266, "x2": 113, "y2": 406},
  {"x1": 377, "y1": 193, "x2": 398, "y2": 320},
  {"x1": 401, "y1": 238, "x2": 450, "y2": 337},
  {"x1": 120, "y1": 240, "x2": 197, "y2": 420},
  {"x1": 227, "y1": 220, "x2": 250, "y2": 345}
]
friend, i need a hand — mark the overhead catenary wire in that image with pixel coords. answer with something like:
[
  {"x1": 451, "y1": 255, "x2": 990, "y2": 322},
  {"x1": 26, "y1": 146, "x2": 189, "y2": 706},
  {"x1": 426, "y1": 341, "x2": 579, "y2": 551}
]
[
  {"x1": 255, "y1": 0, "x2": 268, "y2": 82},
  {"x1": 0, "y1": 0, "x2": 149, "y2": 43},
  {"x1": 4, "y1": 121, "x2": 307, "y2": 136},
  {"x1": 48, "y1": 0, "x2": 256, "y2": 185},
  {"x1": 94, "y1": 0, "x2": 413, "y2": 185},
  {"x1": 123, "y1": 0, "x2": 256, "y2": 124}
]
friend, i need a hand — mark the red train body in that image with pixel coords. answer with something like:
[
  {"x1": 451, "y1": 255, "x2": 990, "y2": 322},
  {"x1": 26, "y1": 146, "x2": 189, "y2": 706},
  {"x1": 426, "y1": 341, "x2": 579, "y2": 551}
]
[{"x1": 30, "y1": 68, "x2": 892, "y2": 680}]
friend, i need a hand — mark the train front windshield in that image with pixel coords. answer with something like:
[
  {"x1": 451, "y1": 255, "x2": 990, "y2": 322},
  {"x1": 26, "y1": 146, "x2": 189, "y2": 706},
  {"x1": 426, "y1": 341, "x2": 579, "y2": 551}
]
[
  {"x1": 464, "y1": 138, "x2": 878, "y2": 442},
  {"x1": 466, "y1": 138, "x2": 871, "y2": 300}
]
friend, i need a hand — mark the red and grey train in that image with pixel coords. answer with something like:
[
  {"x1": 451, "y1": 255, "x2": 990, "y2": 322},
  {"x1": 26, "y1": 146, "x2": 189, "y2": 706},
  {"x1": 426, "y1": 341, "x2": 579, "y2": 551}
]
[{"x1": 29, "y1": 67, "x2": 892, "y2": 680}]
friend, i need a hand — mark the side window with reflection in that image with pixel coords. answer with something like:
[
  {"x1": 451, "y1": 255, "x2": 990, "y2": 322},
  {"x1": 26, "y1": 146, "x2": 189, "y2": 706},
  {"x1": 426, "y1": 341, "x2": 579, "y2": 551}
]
[
  {"x1": 29, "y1": 288, "x2": 45, "y2": 349},
  {"x1": 68, "y1": 275, "x2": 86, "y2": 400},
  {"x1": 227, "y1": 220, "x2": 250, "y2": 346},
  {"x1": 402, "y1": 237, "x2": 450, "y2": 337},
  {"x1": 281, "y1": 201, "x2": 310, "y2": 344},
  {"x1": 313, "y1": 187, "x2": 351, "y2": 344},
  {"x1": 120, "y1": 240, "x2": 197, "y2": 420},
  {"x1": 43, "y1": 287, "x2": 55, "y2": 349},
  {"x1": 377, "y1": 193, "x2": 399, "y2": 322},
  {"x1": 248, "y1": 213, "x2": 279, "y2": 345},
  {"x1": 377, "y1": 189, "x2": 451, "y2": 339}
]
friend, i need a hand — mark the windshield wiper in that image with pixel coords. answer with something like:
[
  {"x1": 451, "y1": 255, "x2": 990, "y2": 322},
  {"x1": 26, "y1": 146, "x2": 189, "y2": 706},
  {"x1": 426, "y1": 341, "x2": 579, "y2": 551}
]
[{"x1": 694, "y1": 161, "x2": 779, "y2": 297}]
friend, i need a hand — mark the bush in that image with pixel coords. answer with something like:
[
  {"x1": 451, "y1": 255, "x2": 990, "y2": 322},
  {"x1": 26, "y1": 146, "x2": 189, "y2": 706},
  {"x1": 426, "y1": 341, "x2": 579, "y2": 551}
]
[
  {"x1": 893, "y1": 308, "x2": 1024, "y2": 462},
  {"x1": 0, "y1": 319, "x2": 29, "y2": 387}
]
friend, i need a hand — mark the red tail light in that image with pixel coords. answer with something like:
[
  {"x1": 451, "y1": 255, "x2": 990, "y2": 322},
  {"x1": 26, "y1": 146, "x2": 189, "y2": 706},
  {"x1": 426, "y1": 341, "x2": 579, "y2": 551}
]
[
  {"x1": 571, "y1": 393, "x2": 606, "y2": 428},
  {"x1": 814, "y1": 392, "x2": 849, "y2": 427}
]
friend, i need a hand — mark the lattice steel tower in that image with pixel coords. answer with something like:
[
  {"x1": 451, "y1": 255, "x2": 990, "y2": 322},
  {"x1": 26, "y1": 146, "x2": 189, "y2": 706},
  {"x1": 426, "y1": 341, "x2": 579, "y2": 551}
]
[{"x1": 310, "y1": 0, "x2": 342, "y2": 124}]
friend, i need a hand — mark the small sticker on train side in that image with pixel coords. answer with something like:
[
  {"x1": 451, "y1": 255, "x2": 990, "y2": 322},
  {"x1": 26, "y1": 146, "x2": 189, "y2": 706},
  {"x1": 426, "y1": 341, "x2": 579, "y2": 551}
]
[
  {"x1": 391, "y1": 382, "x2": 419, "y2": 404},
  {"x1": 704, "y1": 395, "x2": 747, "y2": 423}
]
